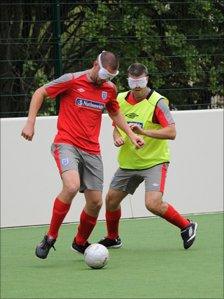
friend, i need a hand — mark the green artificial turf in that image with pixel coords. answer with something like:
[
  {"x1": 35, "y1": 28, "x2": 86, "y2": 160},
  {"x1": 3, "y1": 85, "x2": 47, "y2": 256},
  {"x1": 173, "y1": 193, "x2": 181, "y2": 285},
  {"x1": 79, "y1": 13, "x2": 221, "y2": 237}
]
[{"x1": 1, "y1": 213, "x2": 223, "y2": 298}]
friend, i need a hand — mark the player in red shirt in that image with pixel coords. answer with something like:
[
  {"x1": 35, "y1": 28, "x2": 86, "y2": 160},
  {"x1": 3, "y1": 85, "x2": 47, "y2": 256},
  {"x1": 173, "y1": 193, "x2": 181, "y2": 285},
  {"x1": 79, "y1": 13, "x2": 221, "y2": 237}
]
[
  {"x1": 98, "y1": 63, "x2": 198, "y2": 250},
  {"x1": 21, "y1": 51, "x2": 144, "y2": 259}
]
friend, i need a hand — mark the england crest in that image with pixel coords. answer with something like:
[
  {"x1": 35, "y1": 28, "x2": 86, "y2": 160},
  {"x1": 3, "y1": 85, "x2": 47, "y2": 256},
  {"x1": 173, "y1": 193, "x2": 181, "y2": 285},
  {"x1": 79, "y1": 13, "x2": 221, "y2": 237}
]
[
  {"x1": 61, "y1": 158, "x2": 69, "y2": 166},
  {"x1": 101, "y1": 91, "x2": 107, "y2": 100}
]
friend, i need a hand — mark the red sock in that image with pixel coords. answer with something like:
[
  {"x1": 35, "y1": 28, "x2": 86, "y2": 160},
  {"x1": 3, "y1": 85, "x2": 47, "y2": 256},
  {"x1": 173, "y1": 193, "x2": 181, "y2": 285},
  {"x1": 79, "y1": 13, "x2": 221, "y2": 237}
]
[
  {"x1": 162, "y1": 204, "x2": 190, "y2": 229},
  {"x1": 106, "y1": 209, "x2": 121, "y2": 239},
  {"x1": 47, "y1": 198, "x2": 71, "y2": 239},
  {"x1": 75, "y1": 210, "x2": 97, "y2": 245}
]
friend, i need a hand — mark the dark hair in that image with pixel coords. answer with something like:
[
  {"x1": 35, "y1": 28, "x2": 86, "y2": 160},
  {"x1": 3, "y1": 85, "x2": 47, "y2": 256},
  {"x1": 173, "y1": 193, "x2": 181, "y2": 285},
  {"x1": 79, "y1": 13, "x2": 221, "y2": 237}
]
[
  {"x1": 100, "y1": 51, "x2": 119, "y2": 70},
  {"x1": 127, "y1": 63, "x2": 148, "y2": 77}
]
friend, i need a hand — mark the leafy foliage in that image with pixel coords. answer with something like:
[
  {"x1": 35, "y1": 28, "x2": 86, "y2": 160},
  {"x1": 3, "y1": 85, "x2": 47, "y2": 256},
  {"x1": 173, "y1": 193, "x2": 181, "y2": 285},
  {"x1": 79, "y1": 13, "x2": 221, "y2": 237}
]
[{"x1": 0, "y1": 1, "x2": 223, "y2": 117}]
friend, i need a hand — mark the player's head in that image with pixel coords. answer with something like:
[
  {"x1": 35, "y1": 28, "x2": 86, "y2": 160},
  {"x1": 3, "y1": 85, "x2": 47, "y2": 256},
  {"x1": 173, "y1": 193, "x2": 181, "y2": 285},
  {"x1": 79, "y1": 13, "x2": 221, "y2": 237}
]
[
  {"x1": 92, "y1": 51, "x2": 119, "y2": 85},
  {"x1": 127, "y1": 63, "x2": 149, "y2": 90}
]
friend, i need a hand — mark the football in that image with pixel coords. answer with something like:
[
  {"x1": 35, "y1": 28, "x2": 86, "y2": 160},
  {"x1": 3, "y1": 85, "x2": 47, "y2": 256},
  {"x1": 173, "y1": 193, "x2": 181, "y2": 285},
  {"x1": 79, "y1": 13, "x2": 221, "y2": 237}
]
[{"x1": 84, "y1": 243, "x2": 109, "y2": 269}]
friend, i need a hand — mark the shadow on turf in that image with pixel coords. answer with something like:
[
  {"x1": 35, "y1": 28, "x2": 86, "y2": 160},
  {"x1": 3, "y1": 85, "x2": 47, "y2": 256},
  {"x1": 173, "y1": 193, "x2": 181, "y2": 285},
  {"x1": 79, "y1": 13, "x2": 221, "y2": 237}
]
[{"x1": 28, "y1": 257, "x2": 110, "y2": 271}]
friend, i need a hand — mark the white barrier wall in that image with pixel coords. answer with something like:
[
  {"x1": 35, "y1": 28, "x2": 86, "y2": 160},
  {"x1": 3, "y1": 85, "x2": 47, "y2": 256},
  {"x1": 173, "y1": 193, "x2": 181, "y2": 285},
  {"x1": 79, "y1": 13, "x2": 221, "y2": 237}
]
[{"x1": 1, "y1": 110, "x2": 223, "y2": 227}]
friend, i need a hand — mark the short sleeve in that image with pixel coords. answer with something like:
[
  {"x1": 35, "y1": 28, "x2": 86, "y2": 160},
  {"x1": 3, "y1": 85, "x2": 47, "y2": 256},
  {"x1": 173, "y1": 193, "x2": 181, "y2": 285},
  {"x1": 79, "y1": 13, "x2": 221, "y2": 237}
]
[
  {"x1": 105, "y1": 84, "x2": 120, "y2": 113},
  {"x1": 44, "y1": 73, "x2": 74, "y2": 99},
  {"x1": 154, "y1": 99, "x2": 175, "y2": 127},
  {"x1": 106, "y1": 98, "x2": 120, "y2": 114}
]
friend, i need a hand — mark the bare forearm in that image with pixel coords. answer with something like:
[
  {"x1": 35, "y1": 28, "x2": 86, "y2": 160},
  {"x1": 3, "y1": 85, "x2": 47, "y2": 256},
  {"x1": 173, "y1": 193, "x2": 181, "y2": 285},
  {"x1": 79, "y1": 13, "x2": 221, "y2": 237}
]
[
  {"x1": 109, "y1": 111, "x2": 135, "y2": 138},
  {"x1": 27, "y1": 87, "x2": 47, "y2": 124},
  {"x1": 109, "y1": 111, "x2": 144, "y2": 148},
  {"x1": 144, "y1": 125, "x2": 176, "y2": 140},
  {"x1": 21, "y1": 87, "x2": 48, "y2": 141},
  {"x1": 113, "y1": 127, "x2": 121, "y2": 139}
]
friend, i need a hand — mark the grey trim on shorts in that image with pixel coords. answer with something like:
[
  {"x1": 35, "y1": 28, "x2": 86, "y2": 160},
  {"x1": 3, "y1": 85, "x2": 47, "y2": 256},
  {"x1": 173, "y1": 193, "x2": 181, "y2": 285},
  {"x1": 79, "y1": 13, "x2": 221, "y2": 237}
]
[
  {"x1": 110, "y1": 163, "x2": 169, "y2": 194},
  {"x1": 51, "y1": 143, "x2": 103, "y2": 192}
]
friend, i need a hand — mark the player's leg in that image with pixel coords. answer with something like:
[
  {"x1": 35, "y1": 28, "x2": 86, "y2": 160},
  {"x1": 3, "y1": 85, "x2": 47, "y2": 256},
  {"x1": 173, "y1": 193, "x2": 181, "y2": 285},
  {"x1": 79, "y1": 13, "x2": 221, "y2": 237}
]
[
  {"x1": 144, "y1": 163, "x2": 197, "y2": 249},
  {"x1": 99, "y1": 168, "x2": 143, "y2": 248},
  {"x1": 72, "y1": 190, "x2": 103, "y2": 254},
  {"x1": 48, "y1": 144, "x2": 81, "y2": 237},
  {"x1": 98, "y1": 188, "x2": 127, "y2": 248},
  {"x1": 35, "y1": 169, "x2": 80, "y2": 259},
  {"x1": 48, "y1": 169, "x2": 80, "y2": 237},
  {"x1": 72, "y1": 149, "x2": 104, "y2": 254},
  {"x1": 35, "y1": 144, "x2": 80, "y2": 259}
]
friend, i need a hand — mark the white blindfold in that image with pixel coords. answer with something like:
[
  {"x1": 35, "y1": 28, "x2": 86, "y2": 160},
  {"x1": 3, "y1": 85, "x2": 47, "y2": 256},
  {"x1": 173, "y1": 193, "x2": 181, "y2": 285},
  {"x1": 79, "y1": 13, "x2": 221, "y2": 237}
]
[
  {"x1": 128, "y1": 77, "x2": 148, "y2": 89},
  {"x1": 98, "y1": 52, "x2": 119, "y2": 80}
]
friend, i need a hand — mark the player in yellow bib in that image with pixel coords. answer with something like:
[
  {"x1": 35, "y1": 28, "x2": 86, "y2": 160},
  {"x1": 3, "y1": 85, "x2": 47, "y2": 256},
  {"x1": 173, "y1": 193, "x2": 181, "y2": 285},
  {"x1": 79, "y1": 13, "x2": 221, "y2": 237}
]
[{"x1": 99, "y1": 63, "x2": 197, "y2": 250}]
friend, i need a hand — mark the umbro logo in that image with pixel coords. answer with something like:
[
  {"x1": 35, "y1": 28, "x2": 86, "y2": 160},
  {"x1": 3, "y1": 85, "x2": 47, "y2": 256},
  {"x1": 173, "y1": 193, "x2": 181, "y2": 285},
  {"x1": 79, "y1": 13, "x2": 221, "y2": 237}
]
[
  {"x1": 77, "y1": 88, "x2": 85, "y2": 92},
  {"x1": 125, "y1": 112, "x2": 139, "y2": 119},
  {"x1": 152, "y1": 183, "x2": 159, "y2": 187}
]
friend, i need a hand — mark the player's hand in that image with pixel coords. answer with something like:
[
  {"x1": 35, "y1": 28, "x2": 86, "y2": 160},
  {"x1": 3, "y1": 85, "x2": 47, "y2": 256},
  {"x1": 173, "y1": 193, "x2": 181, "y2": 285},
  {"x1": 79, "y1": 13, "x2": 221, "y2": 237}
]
[
  {"x1": 21, "y1": 122, "x2": 35, "y2": 141},
  {"x1": 114, "y1": 136, "x2": 125, "y2": 147},
  {"x1": 131, "y1": 134, "x2": 144, "y2": 149},
  {"x1": 130, "y1": 124, "x2": 145, "y2": 136}
]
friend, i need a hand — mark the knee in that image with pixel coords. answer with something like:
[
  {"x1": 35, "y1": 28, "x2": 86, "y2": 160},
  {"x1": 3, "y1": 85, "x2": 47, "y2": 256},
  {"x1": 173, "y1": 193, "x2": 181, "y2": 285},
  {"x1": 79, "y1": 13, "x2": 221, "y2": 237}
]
[
  {"x1": 88, "y1": 198, "x2": 103, "y2": 213},
  {"x1": 106, "y1": 191, "x2": 118, "y2": 210},
  {"x1": 92, "y1": 198, "x2": 103, "y2": 210},
  {"x1": 145, "y1": 197, "x2": 163, "y2": 216},
  {"x1": 63, "y1": 183, "x2": 79, "y2": 198}
]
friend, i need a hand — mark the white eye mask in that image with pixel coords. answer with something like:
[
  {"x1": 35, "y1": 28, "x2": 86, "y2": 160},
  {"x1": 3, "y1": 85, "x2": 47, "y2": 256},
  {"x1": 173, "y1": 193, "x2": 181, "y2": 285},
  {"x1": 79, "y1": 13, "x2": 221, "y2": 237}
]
[
  {"x1": 128, "y1": 77, "x2": 148, "y2": 89},
  {"x1": 98, "y1": 53, "x2": 119, "y2": 80}
]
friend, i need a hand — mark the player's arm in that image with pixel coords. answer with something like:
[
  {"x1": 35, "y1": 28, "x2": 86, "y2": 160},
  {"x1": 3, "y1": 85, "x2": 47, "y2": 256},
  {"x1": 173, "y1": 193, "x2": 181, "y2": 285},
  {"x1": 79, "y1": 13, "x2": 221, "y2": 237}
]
[
  {"x1": 21, "y1": 86, "x2": 48, "y2": 141},
  {"x1": 113, "y1": 127, "x2": 124, "y2": 147},
  {"x1": 108, "y1": 110, "x2": 144, "y2": 148},
  {"x1": 134, "y1": 124, "x2": 176, "y2": 140},
  {"x1": 106, "y1": 87, "x2": 144, "y2": 148},
  {"x1": 21, "y1": 73, "x2": 74, "y2": 141},
  {"x1": 130, "y1": 99, "x2": 176, "y2": 140}
]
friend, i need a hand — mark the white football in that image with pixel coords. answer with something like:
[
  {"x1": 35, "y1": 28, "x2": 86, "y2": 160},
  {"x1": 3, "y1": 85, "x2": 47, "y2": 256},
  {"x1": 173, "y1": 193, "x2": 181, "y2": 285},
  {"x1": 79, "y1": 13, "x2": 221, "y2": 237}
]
[{"x1": 84, "y1": 243, "x2": 109, "y2": 269}]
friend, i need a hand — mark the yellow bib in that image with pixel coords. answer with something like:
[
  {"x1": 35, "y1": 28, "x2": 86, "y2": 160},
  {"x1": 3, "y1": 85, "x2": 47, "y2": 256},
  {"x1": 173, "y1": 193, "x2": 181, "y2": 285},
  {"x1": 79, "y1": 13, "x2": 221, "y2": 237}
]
[{"x1": 117, "y1": 90, "x2": 170, "y2": 169}]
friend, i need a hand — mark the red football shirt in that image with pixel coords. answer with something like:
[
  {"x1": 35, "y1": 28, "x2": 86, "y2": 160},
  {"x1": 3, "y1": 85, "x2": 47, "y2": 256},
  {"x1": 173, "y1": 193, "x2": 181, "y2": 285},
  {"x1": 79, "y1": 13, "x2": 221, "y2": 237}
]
[{"x1": 44, "y1": 71, "x2": 119, "y2": 154}]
